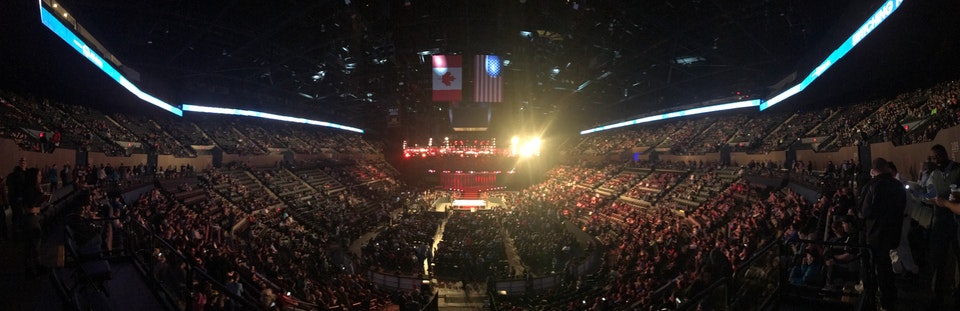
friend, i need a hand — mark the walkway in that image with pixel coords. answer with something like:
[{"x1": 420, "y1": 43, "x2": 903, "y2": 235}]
[{"x1": 499, "y1": 228, "x2": 526, "y2": 277}]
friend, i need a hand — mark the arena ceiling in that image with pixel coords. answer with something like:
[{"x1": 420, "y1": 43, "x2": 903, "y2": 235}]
[{"x1": 3, "y1": 0, "x2": 959, "y2": 137}]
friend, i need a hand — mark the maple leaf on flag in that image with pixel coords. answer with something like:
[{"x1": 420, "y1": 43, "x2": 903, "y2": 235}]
[{"x1": 441, "y1": 71, "x2": 456, "y2": 86}]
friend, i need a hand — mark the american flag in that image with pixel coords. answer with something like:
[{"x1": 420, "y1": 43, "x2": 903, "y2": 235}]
[{"x1": 474, "y1": 55, "x2": 503, "y2": 103}]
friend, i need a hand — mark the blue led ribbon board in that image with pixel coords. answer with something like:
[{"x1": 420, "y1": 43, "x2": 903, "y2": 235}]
[
  {"x1": 760, "y1": 0, "x2": 904, "y2": 110},
  {"x1": 181, "y1": 104, "x2": 364, "y2": 134},
  {"x1": 38, "y1": 3, "x2": 183, "y2": 116},
  {"x1": 580, "y1": 100, "x2": 760, "y2": 135},
  {"x1": 581, "y1": 0, "x2": 905, "y2": 134}
]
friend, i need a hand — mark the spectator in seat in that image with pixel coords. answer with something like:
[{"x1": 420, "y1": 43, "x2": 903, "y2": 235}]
[{"x1": 790, "y1": 249, "x2": 825, "y2": 287}]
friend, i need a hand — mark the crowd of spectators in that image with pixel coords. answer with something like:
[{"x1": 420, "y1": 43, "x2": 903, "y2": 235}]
[
  {"x1": 111, "y1": 113, "x2": 195, "y2": 157},
  {"x1": 0, "y1": 92, "x2": 119, "y2": 154},
  {"x1": 623, "y1": 171, "x2": 684, "y2": 204},
  {"x1": 260, "y1": 167, "x2": 393, "y2": 248},
  {"x1": 434, "y1": 211, "x2": 508, "y2": 279},
  {"x1": 194, "y1": 119, "x2": 268, "y2": 156},
  {"x1": 569, "y1": 79, "x2": 958, "y2": 158},
  {"x1": 503, "y1": 205, "x2": 578, "y2": 277},
  {"x1": 88, "y1": 158, "x2": 423, "y2": 310},
  {"x1": 362, "y1": 210, "x2": 443, "y2": 275},
  {"x1": 570, "y1": 164, "x2": 620, "y2": 189},
  {"x1": 11, "y1": 76, "x2": 960, "y2": 310},
  {"x1": 908, "y1": 80, "x2": 960, "y2": 143},
  {"x1": 200, "y1": 167, "x2": 281, "y2": 214},
  {"x1": 808, "y1": 101, "x2": 881, "y2": 149},
  {"x1": 666, "y1": 169, "x2": 723, "y2": 205},
  {"x1": 572, "y1": 130, "x2": 644, "y2": 156},
  {"x1": 657, "y1": 118, "x2": 716, "y2": 154},
  {"x1": 0, "y1": 89, "x2": 386, "y2": 158},
  {"x1": 758, "y1": 108, "x2": 837, "y2": 152},
  {"x1": 598, "y1": 172, "x2": 641, "y2": 195},
  {"x1": 479, "y1": 157, "x2": 842, "y2": 311},
  {"x1": 681, "y1": 115, "x2": 749, "y2": 155},
  {"x1": 727, "y1": 112, "x2": 791, "y2": 153},
  {"x1": 153, "y1": 117, "x2": 214, "y2": 147}
]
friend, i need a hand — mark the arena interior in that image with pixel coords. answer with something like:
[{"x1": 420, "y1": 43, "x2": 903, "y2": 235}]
[{"x1": 1, "y1": 0, "x2": 960, "y2": 310}]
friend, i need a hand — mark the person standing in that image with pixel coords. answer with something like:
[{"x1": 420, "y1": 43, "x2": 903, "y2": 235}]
[
  {"x1": 22, "y1": 167, "x2": 45, "y2": 276},
  {"x1": 927, "y1": 144, "x2": 960, "y2": 310},
  {"x1": 6, "y1": 158, "x2": 28, "y2": 238},
  {"x1": 60, "y1": 164, "x2": 73, "y2": 188},
  {"x1": 860, "y1": 158, "x2": 906, "y2": 311},
  {"x1": 46, "y1": 165, "x2": 58, "y2": 193},
  {"x1": 888, "y1": 163, "x2": 919, "y2": 276}
]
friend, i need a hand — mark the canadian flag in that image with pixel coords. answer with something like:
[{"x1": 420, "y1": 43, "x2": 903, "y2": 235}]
[{"x1": 432, "y1": 55, "x2": 462, "y2": 101}]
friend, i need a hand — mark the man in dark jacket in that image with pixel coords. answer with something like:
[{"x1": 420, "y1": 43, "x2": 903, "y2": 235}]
[
  {"x1": 6, "y1": 158, "x2": 28, "y2": 237},
  {"x1": 860, "y1": 158, "x2": 906, "y2": 310}
]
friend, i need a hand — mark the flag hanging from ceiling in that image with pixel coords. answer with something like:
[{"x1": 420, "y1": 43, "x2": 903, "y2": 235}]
[
  {"x1": 474, "y1": 55, "x2": 503, "y2": 103},
  {"x1": 432, "y1": 55, "x2": 462, "y2": 101}
]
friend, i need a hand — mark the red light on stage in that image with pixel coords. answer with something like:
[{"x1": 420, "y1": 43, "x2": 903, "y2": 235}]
[{"x1": 404, "y1": 153, "x2": 411, "y2": 158}]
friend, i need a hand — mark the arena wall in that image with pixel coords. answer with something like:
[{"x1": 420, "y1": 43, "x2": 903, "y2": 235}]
[
  {"x1": 795, "y1": 146, "x2": 859, "y2": 171},
  {"x1": 157, "y1": 154, "x2": 213, "y2": 171},
  {"x1": 0, "y1": 138, "x2": 75, "y2": 170},
  {"x1": 86, "y1": 152, "x2": 147, "y2": 169}
]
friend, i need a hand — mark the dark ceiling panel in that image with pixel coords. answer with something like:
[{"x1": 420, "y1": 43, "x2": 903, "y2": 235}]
[{"x1": 5, "y1": 0, "x2": 959, "y2": 136}]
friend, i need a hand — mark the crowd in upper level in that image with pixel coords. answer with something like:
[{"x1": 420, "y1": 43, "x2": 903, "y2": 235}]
[
  {"x1": 0, "y1": 90, "x2": 377, "y2": 158},
  {"x1": 572, "y1": 79, "x2": 960, "y2": 156}
]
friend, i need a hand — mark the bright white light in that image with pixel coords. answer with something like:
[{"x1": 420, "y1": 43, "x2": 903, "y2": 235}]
[
  {"x1": 760, "y1": 85, "x2": 801, "y2": 110},
  {"x1": 519, "y1": 138, "x2": 541, "y2": 158},
  {"x1": 452, "y1": 200, "x2": 486, "y2": 207}
]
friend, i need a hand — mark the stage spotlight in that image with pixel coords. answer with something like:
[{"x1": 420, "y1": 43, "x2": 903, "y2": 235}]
[{"x1": 519, "y1": 137, "x2": 541, "y2": 158}]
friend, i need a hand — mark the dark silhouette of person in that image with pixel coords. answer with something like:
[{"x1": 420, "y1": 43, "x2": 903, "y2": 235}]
[
  {"x1": 860, "y1": 158, "x2": 906, "y2": 311},
  {"x1": 927, "y1": 144, "x2": 960, "y2": 310},
  {"x1": 22, "y1": 167, "x2": 45, "y2": 276},
  {"x1": 6, "y1": 158, "x2": 28, "y2": 238}
]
